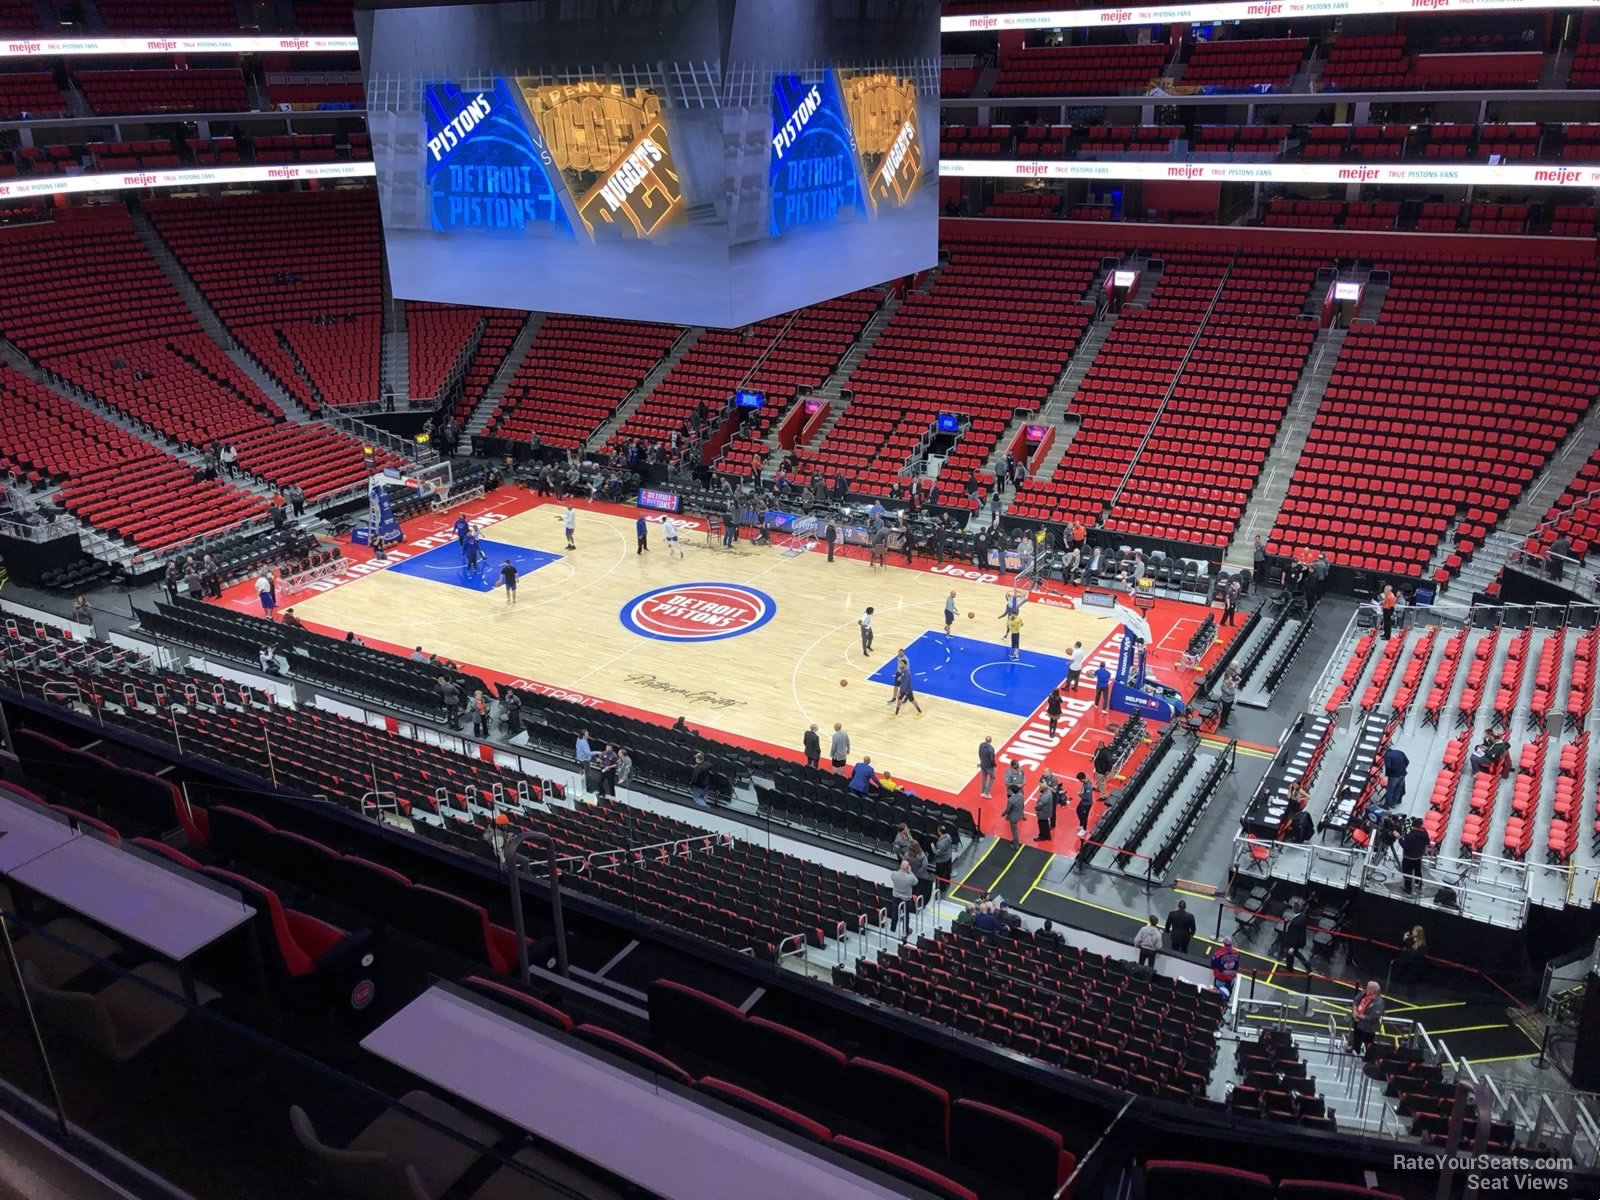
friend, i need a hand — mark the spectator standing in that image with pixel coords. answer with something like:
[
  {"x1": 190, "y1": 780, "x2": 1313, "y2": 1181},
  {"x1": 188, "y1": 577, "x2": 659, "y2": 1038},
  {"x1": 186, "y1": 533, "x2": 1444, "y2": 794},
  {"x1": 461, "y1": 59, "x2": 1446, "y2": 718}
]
[
  {"x1": 498, "y1": 690, "x2": 521, "y2": 735},
  {"x1": 1280, "y1": 897, "x2": 1311, "y2": 974},
  {"x1": 1252, "y1": 535, "x2": 1266, "y2": 583},
  {"x1": 1093, "y1": 742, "x2": 1115, "y2": 794},
  {"x1": 1394, "y1": 924, "x2": 1427, "y2": 987},
  {"x1": 597, "y1": 745, "x2": 618, "y2": 798},
  {"x1": 1399, "y1": 819, "x2": 1428, "y2": 894},
  {"x1": 1380, "y1": 585, "x2": 1397, "y2": 638},
  {"x1": 977, "y1": 736, "x2": 997, "y2": 797},
  {"x1": 1380, "y1": 745, "x2": 1410, "y2": 809},
  {"x1": 689, "y1": 751, "x2": 711, "y2": 807},
  {"x1": 1093, "y1": 662, "x2": 1112, "y2": 711},
  {"x1": 889, "y1": 861, "x2": 916, "y2": 938},
  {"x1": 1075, "y1": 772, "x2": 1095, "y2": 839},
  {"x1": 829, "y1": 723, "x2": 850, "y2": 771},
  {"x1": 803, "y1": 723, "x2": 821, "y2": 769},
  {"x1": 163, "y1": 561, "x2": 181, "y2": 604},
  {"x1": 944, "y1": 589, "x2": 957, "y2": 634},
  {"x1": 1133, "y1": 915, "x2": 1163, "y2": 974},
  {"x1": 931, "y1": 825, "x2": 955, "y2": 889},
  {"x1": 1312, "y1": 552, "x2": 1330, "y2": 598},
  {"x1": 1221, "y1": 580, "x2": 1239, "y2": 627},
  {"x1": 1349, "y1": 981, "x2": 1385, "y2": 1055},
  {"x1": 1003, "y1": 759, "x2": 1024, "y2": 800},
  {"x1": 575, "y1": 729, "x2": 595, "y2": 792},
  {"x1": 615, "y1": 748, "x2": 633, "y2": 796},
  {"x1": 1551, "y1": 534, "x2": 1572, "y2": 581},
  {"x1": 288, "y1": 484, "x2": 306, "y2": 518},
  {"x1": 824, "y1": 520, "x2": 836, "y2": 562},
  {"x1": 1034, "y1": 775, "x2": 1056, "y2": 842},
  {"x1": 1210, "y1": 937, "x2": 1240, "y2": 999},
  {"x1": 1165, "y1": 900, "x2": 1195, "y2": 954},
  {"x1": 1216, "y1": 666, "x2": 1240, "y2": 728},
  {"x1": 1002, "y1": 780, "x2": 1024, "y2": 843},
  {"x1": 907, "y1": 840, "x2": 934, "y2": 904},
  {"x1": 438, "y1": 679, "x2": 462, "y2": 728}
]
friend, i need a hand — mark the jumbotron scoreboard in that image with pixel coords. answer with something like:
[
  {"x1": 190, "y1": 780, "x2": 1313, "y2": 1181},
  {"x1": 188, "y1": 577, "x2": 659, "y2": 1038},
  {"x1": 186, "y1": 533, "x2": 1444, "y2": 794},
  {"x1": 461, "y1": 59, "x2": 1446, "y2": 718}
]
[{"x1": 358, "y1": 0, "x2": 940, "y2": 327}]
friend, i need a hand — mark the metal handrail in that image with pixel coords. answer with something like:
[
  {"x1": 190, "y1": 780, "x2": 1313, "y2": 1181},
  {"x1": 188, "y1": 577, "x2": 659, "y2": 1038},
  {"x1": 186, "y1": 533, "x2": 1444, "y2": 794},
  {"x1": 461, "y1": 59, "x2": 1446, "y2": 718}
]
[{"x1": 506, "y1": 830, "x2": 568, "y2": 981}]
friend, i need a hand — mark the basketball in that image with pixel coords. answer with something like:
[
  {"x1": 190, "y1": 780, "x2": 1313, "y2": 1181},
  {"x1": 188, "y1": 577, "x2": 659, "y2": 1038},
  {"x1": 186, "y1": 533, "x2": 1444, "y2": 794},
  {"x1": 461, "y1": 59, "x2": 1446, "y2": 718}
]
[
  {"x1": 968, "y1": 612, "x2": 975, "y2": 619},
  {"x1": 840, "y1": 678, "x2": 848, "y2": 687}
]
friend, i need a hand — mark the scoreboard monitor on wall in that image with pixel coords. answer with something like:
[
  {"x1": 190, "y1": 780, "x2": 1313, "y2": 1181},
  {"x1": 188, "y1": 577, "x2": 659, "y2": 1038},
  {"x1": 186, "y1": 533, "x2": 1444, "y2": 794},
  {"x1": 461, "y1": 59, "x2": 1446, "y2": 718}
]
[{"x1": 358, "y1": 0, "x2": 939, "y2": 328}]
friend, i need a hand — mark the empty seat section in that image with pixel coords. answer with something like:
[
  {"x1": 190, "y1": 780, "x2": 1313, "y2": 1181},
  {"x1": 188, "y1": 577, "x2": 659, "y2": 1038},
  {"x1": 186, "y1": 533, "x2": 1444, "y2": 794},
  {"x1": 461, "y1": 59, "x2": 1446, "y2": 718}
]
[
  {"x1": 144, "y1": 190, "x2": 383, "y2": 410},
  {"x1": 1269, "y1": 260, "x2": 1600, "y2": 579},
  {"x1": 491, "y1": 316, "x2": 679, "y2": 448}
]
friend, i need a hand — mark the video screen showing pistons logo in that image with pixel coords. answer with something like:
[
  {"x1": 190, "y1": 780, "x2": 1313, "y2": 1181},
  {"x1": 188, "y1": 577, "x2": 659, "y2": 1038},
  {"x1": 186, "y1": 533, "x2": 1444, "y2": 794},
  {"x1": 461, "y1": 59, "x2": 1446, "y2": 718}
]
[
  {"x1": 517, "y1": 79, "x2": 683, "y2": 241},
  {"x1": 620, "y1": 583, "x2": 777, "y2": 643},
  {"x1": 423, "y1": 78, "x2": 571, "y2": 237},
  {"x1": 769, "y1": 72, "x2": 864, "y2": 237}
]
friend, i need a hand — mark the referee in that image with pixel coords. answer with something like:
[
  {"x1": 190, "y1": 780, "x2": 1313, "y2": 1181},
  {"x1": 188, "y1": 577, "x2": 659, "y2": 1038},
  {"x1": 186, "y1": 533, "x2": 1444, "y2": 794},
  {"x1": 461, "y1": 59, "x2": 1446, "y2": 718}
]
[{"x1": 499, "y1": 558, "x2": 518, "y2": 605}]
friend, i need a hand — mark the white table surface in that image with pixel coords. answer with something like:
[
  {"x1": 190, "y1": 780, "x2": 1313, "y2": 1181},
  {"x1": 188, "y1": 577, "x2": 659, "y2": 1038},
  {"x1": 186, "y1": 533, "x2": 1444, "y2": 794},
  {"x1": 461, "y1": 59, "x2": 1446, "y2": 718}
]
[
  {"x1": 362, "y1": 986, "x2": 910, "y2": 1200},
  {"x1": 5, "y1": 833, "x2": 254, "y2": 961},
  {"x1": 0, "y1": 794, "x2": 81, "y2": 874}
]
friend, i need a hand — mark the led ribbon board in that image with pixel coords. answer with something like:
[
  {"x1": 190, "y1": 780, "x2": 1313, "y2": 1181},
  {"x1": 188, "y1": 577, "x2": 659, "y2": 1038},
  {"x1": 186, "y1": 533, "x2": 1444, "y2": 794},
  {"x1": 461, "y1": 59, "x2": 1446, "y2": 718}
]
[
  {"x1": 517, "y1": 79, "x2": 683, "y2": 240},
  {"x1": 940, "y1": 0, "x2": 1600, "y2": 33},
  {"x1": 840, "y1": 72, "x2": 923, "y2": 212},
  {"x1": 424, "y1": 78, "x2": 570, "y2": 237},
  {"x1": 769, "y1": 72, "x2": 864, "y2": 236}
]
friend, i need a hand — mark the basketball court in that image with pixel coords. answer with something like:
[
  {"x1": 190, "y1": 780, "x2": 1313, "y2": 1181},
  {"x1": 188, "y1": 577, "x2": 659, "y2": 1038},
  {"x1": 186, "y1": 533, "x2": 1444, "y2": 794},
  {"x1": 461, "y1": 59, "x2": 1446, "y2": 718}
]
[{"x1": 215, "y1": 490, "x2": 1235, "y2": 825}]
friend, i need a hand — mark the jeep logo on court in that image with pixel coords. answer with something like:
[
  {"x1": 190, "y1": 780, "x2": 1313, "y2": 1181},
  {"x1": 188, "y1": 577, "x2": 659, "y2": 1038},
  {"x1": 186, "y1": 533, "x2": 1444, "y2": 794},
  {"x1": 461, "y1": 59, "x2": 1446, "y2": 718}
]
[{"x1": 620, "y1": 583, "x2": 777, "y2": 643}]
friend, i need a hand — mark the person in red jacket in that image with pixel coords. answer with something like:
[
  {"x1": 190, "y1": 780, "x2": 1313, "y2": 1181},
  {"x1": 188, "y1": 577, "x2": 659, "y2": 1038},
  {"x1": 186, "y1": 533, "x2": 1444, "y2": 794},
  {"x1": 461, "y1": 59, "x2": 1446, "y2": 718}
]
[{"x1": 1210, "y1": 937, "x2": 1240, "y2": 999}]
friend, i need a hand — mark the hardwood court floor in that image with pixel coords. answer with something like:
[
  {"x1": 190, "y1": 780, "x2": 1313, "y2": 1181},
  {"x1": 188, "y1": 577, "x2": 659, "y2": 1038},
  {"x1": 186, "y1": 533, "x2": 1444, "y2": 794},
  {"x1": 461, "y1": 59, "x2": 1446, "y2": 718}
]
[{"x1": 285, "y1": 499, "x2": 1147, "y2": 798}]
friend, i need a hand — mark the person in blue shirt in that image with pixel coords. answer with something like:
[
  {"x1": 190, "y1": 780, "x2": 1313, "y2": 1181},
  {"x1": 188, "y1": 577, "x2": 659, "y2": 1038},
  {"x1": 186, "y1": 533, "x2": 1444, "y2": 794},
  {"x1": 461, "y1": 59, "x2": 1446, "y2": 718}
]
[
  {"x1": 1093, "y1": 663, "x2": 1113, "y2": 712},
  {"x1": 848, "y1": 756, "x2": 879, "y2": 794},
  {"x1": 973, "y1": 902, "x2": 1009, "y2": 937},
  {"x1": 575, "y1": 731, "x2": 594, "y2": 793},
  {"x1": 453, "y1": 514, "x2": 470, "y2": 554},
  {"x1": 463, "y1": 531, "x2": 483, "y2": 572},
  {"x1": 635, "y1": 514, "x2": 649, "y2": 555}
]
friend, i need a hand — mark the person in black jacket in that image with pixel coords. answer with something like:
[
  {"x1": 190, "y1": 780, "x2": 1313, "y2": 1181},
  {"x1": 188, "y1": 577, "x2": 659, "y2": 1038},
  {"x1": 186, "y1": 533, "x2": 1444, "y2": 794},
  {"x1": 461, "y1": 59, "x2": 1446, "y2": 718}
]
[
  {"x1": 1399, "y1": 819, "x2": 1429, "y2": 894},
  {"x1": 1280, "y1": 897, "x2": 1311, "y2": 974},
  {"x1": 689, "y1": 752, "x2": 711, "y2": 808},
  {"x1": 931, "y1": 825, "x2": 955, "y2": 889},
  {"x1": 803, "y1": 723, "x2": 821, "y2": 769},
  {"x1": 1164, "y1": 901, "x2": 1196, "y2": 954}
]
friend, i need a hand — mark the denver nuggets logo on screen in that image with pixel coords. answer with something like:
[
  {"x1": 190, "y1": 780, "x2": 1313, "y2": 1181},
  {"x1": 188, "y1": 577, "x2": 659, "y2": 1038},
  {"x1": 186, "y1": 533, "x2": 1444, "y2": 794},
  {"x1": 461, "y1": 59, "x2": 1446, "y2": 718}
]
[
  {"x1": 517, "y1": 79, "x2": 683, "y2": 241},
  {"x1": 839, "y1": 71, "x2": 923, "y2": 212},
  {"x1": 423, "y1": 77, "x2": 571, "y2": 237},
  {"x1": 620, "y1": 584, "x2": 777, "y2": 643}
]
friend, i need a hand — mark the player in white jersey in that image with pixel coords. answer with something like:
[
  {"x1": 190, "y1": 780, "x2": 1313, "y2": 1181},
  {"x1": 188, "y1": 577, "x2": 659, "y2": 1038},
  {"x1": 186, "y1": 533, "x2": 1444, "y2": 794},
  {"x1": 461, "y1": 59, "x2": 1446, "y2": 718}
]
[{"x1": 662, "y1": 517, "x2": 683, "y2": 558}]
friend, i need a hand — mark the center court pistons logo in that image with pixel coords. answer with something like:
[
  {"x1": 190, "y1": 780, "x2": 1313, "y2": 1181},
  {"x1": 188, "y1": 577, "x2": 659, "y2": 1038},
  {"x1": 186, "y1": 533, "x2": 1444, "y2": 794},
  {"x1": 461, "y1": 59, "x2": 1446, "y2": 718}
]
[{"x1": 619, "y1": 583, "x2": 777, "y2": 643}]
